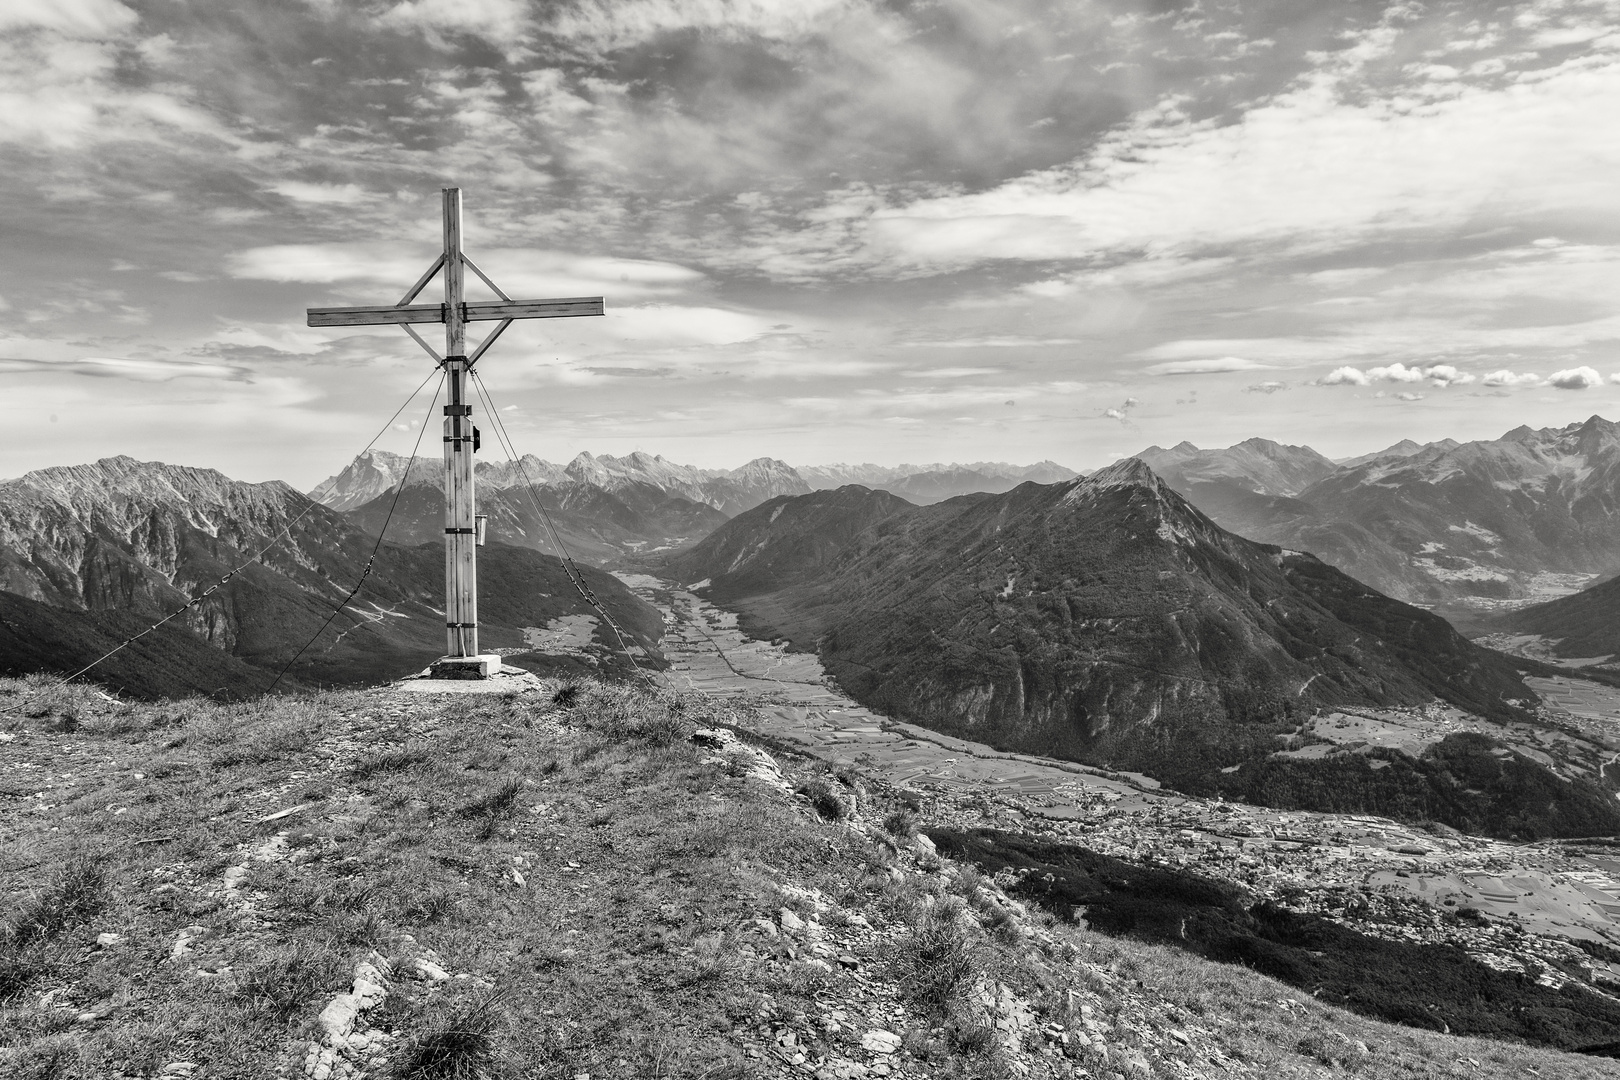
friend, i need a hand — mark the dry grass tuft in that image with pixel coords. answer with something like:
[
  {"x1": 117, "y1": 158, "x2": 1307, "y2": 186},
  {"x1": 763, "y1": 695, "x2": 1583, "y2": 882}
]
[
  {"x1": 388, "y1": 994, "x2": 506, "y2": 1080},
  {"x1": 892, "y1": 896, "x2": 982, "y2": 1014},
  {"x1": 797, "y1": 776, "x2": 851, "y2": 821},
  {"x1": 349, "y1": 746, "x2": 431, "y2": 779},
  {"x1": 5, "y1": 857, "x2": 108, "y2": 948},
  {"x1": 234, "y1": 938, "x2": 347, "y2": 1022}
]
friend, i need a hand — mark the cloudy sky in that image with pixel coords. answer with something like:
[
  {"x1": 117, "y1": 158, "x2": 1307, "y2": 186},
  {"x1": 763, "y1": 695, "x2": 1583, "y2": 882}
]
[{"x1": 4, "y1": 0, "x2": 1620, "y2": 485}]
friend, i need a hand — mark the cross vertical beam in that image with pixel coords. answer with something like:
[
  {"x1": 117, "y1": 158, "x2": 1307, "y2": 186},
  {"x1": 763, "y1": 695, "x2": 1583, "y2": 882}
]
[
  {"x1": 444, "y1": 189, "x2": 467, "y2": 358},
  {"x1": 440, "y1": 190, "x2": 477, "y2": 659},
  {"x1": 305, "y1": 186, "x2": 604, "y2": 680}
]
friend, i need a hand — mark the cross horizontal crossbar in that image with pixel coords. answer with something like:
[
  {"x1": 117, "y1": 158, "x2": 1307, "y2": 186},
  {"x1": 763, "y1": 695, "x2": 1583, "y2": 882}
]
[{"x1": 306, "y1": 296, "x2": 604, "y2": 328}]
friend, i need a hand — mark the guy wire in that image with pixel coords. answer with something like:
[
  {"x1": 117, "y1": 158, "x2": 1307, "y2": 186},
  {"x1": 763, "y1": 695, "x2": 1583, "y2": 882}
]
[
  {"x1": 468, "y1": 369, "x2": 665, "y2": 688},
  {"x1": 267, "y1": 372, "x2": 445, "y2": 693},
  {"x1": 1, "y1": 367, "x2": 446, "y2": 712}
]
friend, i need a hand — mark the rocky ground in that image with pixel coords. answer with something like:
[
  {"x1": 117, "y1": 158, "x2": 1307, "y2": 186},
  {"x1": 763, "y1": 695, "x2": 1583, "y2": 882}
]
[{"x1": 3, "y1": 675, "x2": 1618, "y2": 1078}]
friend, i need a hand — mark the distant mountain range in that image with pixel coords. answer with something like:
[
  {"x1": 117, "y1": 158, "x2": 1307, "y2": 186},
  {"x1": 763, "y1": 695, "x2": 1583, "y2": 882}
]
[
  {"x1": 310, "y1": 451, "x2": 1081, "y2": 560},
  {"x1": 0, "y1": 457, "x2": 663, "y2": 697},
  {"x1": 1335, "y1": 437, "x2": 1460, "y2": 469},
  {"x1": 796, "y1": 460, "x2": 1079, "y2": 503},
  {"x1": 311, "y1": 450, "x2": 811, "y2": 517},
  {"x1": 666, "y1": 464, "x2": 1620, "y2": 837},
  {"x1": 1132, "y1": 417, "x2": 1620, "y2": 614}
]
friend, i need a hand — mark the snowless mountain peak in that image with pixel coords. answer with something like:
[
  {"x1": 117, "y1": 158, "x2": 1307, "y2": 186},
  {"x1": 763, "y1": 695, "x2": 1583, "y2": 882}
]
[{"x1": 1078, "y1": 456, "x2": 1162, "y2": 491}]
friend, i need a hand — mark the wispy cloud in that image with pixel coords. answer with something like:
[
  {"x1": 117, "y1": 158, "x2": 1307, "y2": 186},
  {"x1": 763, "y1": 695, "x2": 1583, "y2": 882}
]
[
  {"x1": 228, "y1": 244, "x2": 705, "y2": 301},
  {"x1": 266, "y1": 182, "x2": 375, "y2": 206},
  {"x1": 900, "y1": 336, "x2": 1085, "y2": 349},
  {"x1": 0, "y1": 355, "x2": 253, "y2": 382},
  {"x1": 899, "y1": 367, "x2": 1002, "y2": 379},
  {"x1": 833, "y1": 7, "x2": 1620, "y2": 276},
  {"x1": 546, "y1": 0, "x2": 856, "y2": 50},
  {"x1": 1482, "y1": 370, "x2": 1545, "y2": 388},
  {"x1": 1146, "y1": 357, "x2": 1272, "y2": 376}
]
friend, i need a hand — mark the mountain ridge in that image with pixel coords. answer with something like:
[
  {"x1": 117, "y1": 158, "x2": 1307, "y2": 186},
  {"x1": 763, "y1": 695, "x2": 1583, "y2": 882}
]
[
  {"x1": 0, "y1": 456, "x2": 664, "y2": 695},
  {"x1": 1134, "y1": 417, "x2": 1620, "y2": 611},
  {"x1": 659, "y1": 462, "x2": 1620, "y2": 836}
]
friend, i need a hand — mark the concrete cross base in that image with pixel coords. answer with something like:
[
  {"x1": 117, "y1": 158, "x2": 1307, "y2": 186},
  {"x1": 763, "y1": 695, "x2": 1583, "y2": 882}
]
[
  {"x1": 393, "y1": 665, "x2": 542, "y2": 695},
  {"x1": 428, "y1": 654, "x2": 503, "y2": 680}
]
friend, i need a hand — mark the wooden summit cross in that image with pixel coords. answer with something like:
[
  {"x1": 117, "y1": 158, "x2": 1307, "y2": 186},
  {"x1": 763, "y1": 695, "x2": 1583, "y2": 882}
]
[{"x1": 307, "y1": 187, "x2": 604, "y2": 678}]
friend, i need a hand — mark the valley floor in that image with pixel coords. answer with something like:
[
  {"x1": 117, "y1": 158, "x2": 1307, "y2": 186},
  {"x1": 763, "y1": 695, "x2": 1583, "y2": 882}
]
[{"x1": 619, "y1": 577, "x2": 1620, "y2": 1003}]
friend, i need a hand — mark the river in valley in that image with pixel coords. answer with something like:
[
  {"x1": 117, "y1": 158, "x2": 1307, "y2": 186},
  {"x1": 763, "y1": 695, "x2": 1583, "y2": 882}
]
[
  {"x1": 613, "y1": 574, "x2": 1166, "y2": 817},
  {"x1": 605, "y1": 574, "x2": 1620, "y2": 959}
]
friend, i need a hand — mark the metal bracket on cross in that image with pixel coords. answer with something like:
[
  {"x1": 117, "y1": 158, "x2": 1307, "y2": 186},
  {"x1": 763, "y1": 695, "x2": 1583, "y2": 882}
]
[{"x1": 304, "y1": 188, "x2": 605, "y2": 670}]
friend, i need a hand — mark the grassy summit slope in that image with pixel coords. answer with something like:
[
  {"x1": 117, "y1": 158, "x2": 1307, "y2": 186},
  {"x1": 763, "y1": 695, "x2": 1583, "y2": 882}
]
[{"x1": 2, "y1": 677, "x2": 1616, "y2": 1079}]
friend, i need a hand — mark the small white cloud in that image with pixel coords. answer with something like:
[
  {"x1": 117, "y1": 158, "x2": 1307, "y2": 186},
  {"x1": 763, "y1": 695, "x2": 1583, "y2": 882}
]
[
  {"x1": 1546, "y1": 366, "x2": 1603, "y2": 390},
  {"x1": 1244, "y1": 381, "x2": 1288, "y2": 394},
  {"x1": 1365, "y1": 362, "x2": 1427, "y2": 383},
  {"x1": 1321, "y1": 366, "x2": 1370, "y2": 386},
  {"x1": 1395, "y1": 391, "x2": 1424, "y2": 401},
  {"x1": 1102, "y1": 396, "x2": 1139, "y2": 422},
  {"x1": 1144, "y1": 356, "x2": 1270, "y2": 376},
  {"x1": 1423, "y1": 364, "x2": 1475, "y2": 387}
]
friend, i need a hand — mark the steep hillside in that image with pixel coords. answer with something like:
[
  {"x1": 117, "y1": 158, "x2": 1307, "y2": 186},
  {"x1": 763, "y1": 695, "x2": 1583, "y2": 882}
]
[
  {"x1": 784, "y1": 461, "x2": 1533, "y2": 743},
  {"x1": 668, "y1": 463, "x2": 1617, "y2": 835},
  {"x1": 1146, "y1": 418, "x2": 1620, "y2": 610},
  {"x1": 884, "y1": 468, "x2": 1018, "y2": 505},
  {"x1": 0, "y1": 458, "x2": 663, "y2": 694},
  {"x1": 665, "y1": 485, "x2": 915, "y2": 600},
  {"x1": 0, "y1": 591, "x2": 291, "y2": 700}
]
